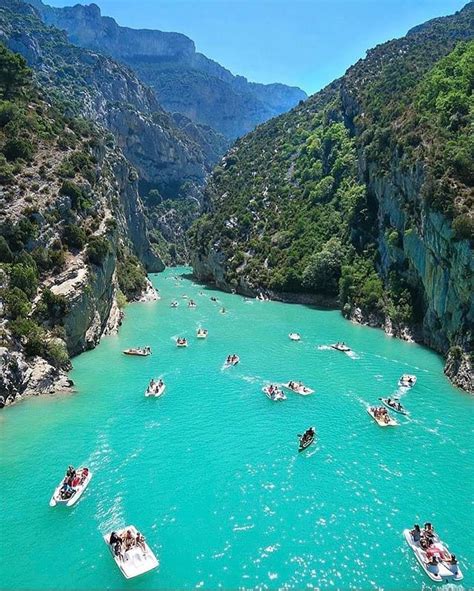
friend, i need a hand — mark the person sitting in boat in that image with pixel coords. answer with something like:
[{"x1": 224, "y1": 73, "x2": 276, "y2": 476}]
[
  {"x1": 122, "y1": 529, "x2": 135, "y2": 551},
  {"x1": 410, "y1": 524, "x2": 421, "y2": 543},
  {"x1": 158, "y1": 379, "x2": 163, "y2": 388},
  {"x1": 446, "y1": 554, "x2": 459, "y2": 575},
  {"x1": 424, "y1": 522, "x2": 435, "y2": 541},
  {"x1": 136, "y1": 531, "x2": 146, "y2": 553}
]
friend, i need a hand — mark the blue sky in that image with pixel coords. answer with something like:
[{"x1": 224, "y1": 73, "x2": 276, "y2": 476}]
[{"x1": 47, "y1": 0, "x2": 468, "y2": 94}]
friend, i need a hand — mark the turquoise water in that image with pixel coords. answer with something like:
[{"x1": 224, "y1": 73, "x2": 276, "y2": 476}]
[{"x1": 1, "y1": 267, "x2": 473, "y2": 590}]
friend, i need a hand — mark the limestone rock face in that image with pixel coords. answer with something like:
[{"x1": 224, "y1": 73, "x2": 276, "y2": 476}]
[{"x1": 0, "y1": 348, "x2": 74, "y2": 404}]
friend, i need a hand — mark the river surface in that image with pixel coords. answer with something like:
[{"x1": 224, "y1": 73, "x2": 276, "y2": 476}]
[{"x1": 1, "y1": 267, "x2": 472, "y2": 590}]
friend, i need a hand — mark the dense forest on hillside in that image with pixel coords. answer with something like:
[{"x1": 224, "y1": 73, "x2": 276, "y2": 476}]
[{"x1": 191, "y1": 5, "x2": 473, "y2": 390}]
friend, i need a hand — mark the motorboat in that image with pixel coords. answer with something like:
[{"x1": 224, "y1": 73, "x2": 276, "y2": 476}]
[
  {"x1": 398, "y1": 374, "x2": 417, "y2": 388},
  {"x1": 298, "y1": 427, "x2": 316, "y2": 452},
  {"x1": 283, "y1": 381, "x2": 314, "y2": 396},
  {"x1": 50, "y1": 466, "x2": 92, "y2": 507},
  {"x1": 330, "y1": 342, "x2": 351, "y2": 352},
  {"x1": 379, "y1": 397, "x2": 408, "y2": 415},
  {"x1": 123, "y1": 347, "x2": 151, "y2": 357},
  {"x1": 262, "y1": 385, "x2": 286, "y2": 401},
  {"x1": 145, "y1": 380, "x2": 165, "y2": 398},
  {"x1": 170, "y1": 301, "x2": 179, "y2": 308},
  {"x1": 224, "y1": 355, "x2": 239, "y2": 367},
  {"x1": 367, "y1": 406, "x2": 398, "y2": 427},
  {"x1": 104, "y1": 525, "x2": 159, "y2": 579},
  {"x1": 289, "y1": 333, "x2": 301, "y2": 341},
  {"x1": 403, "y1": 527, "x2": 463, "y2": 582},
  {"x1": 196, "y1": 328, "x2": 208, "y2": 339},
  {"x1": 176, "y1": 338, "x2": 188, "y2": 348}
]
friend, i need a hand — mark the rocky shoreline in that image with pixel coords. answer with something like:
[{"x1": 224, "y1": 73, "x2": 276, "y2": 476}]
[{"x1": 0, "y1": 280, "x2": 160, "y2": 410}]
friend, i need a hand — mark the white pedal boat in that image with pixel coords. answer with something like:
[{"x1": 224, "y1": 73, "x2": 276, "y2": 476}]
[
  {"x1": 123, "y1": 347, "x2": 151, "y2": 357},
  {"x1": 379, "y1": 397, "x2": 408, "y2": 415},
  {"x1": 188, "y1": 301, "x2": 197, "y2": 308},
  {"x1": 104, "y1": 525, "x2": 159, "y2": 579},
  {"x1": 263, "y1": 386, "x2": 286, "y2": 401},
  {"x1": 283, "y1": 381, "x2": 314, "y2": 396},
  {"x1": 196, "y1": 329, "x2": 208, "y2": 339},
  {"x1": 289, "y1": 333, "x2": 301, "y2": 341},
  {"x1": 50, "y1": 467, "x2": 92, "y2": 507},
  {"x1": 176, "y1": 339, "x2": 188, "y2": 348},
  {"x1": 145, "y1": 382, "x2": 165, "y2": 398},
  {"x1": 403, "y1": 528, "x2": 463, "y2": 582},
  {"x1": 224, "y1": 355, "x2": 240, "y2": 367},
  {"x1": 398, "y1": 374, "x2": 417, "y2": 388},
  {"x1": 367, "y1": 406, "x2": 398, "y2": 427},
  {"x1": 330, "y1": 342, "x2": 351, "y2": 352},
  {"x1": 170, "y1": 301, "x2": 179, "y2": 308}
]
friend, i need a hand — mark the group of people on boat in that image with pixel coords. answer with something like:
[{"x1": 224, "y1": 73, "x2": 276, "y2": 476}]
[
  {"x1": 226, "y1": 354, "x2": 239, "y2": 365},
  {"x1": 59, "y1": 466, "x2": 88, "y2": 499},
  {"x1": 385, "y1": 397, "x2": 403, "y2": 412},
  {"x1": 176, "y1": 338, "x2": 187, "y2": 346},
  {"x1": 288, "y1": 381, "x2": 303, "y2": 391},
  {"x1": 370, "y1": 406, "x2": 391, "y2": 424},
  {"x1": 109, "y1": 530, "x2": 146, "y2": 561},
  {"x1": 147, "y1": 379, "x2": 164, "y2": 393},
  {"x1": 300, "y1": 427, "x2": 315, "y2": 445},
  {"x1": 410, "y1": 523, "x2": 459, "y2": 571},
  {"x1": 188, "y1": 300, "x2": 196, "y2": 308},
  {"x1": 266, "y1": 384, "x2": 284, "y2": 400}
]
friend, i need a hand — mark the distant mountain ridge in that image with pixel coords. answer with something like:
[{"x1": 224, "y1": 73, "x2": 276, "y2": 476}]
[{"x1": 26, "y1": 0, "x2": 307, "y2": 139}]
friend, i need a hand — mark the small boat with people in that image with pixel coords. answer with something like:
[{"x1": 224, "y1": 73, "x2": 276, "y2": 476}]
[
  {"x1": 104, "y1": 525, "x2": 159, "y2": 579},
  {"x1": 283, "y1": 381, "x2": 314, "y2": 396},
  {"x1": 123, "y1": 346, "x2": 151, "y2": 357},
  {"x1": 188, "y1": 299, "x2": 197, "y2": 308},
  {"x1": 196, "y1": 328, "x2": 208, "y2": 339},
  {"x1": 145, "y1": 378, "x2": 165, "y2": 398},
  {"x1": 176, "y1": 337, "x2": 188, "y2": 348},
  {"x1": 50, "y1": 465, "x2": 92, "y2": 507},
  {"x1": 367, "y1": 406, "x2": 398, "y2": 426},
  {"x1": 298, "y1": 427, "x2": 316, "y2": 452},
  {"x1": 224, "y1": 354, "x2": 239, "y2": 367},
  {"x1": 330, "y1": 342, "x2": 351, "y2": 352},
  {"x1": 263, "y1": 384, "x2": 286, "y2": 401},
  {"x1": 256, "y1": 292, "x2": 269, "y2": 301},
  {"x1": 398, "y1": 374, "x2": 417, "y2": 388},
  {"x1": 170, "y1": 301, "x2": 179, "y2": 308},
  {"x1": 289, "y1": 333, "x2": 301, "y2": 341},
  {"x1": 404, "y1": 523, "x2": 463, "y2": 582},
  {"x1": 379, "y1": 397, "x2": 408, "y2": 415}
]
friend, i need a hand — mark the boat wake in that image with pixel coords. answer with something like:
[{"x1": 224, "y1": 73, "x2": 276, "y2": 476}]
[
  {"x1": 316, "y1": 345, "x2": 332, "y2": 351},
  {"x1": 346, "y1": 351, "x2": 360, "y2": 359}
]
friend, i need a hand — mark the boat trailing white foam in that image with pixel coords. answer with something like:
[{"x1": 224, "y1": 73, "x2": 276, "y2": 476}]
[
  {"x1": 262, "y1": 384, "x2": 286, "y2": 401},
  {"x1": 50, "y1": 466, "x2": 92, "y2": 507}
]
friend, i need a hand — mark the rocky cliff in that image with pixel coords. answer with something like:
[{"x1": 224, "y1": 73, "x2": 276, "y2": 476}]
[
  {"x1": 0, "y1": 44, "x2": 160, "y2": 405},
  {"x1": 190, "y1": 5, "x2": 473, "y2": 391},
  {"x1": 27, "y1": 0, "x2": 307, "y2": 140},
  {"x1": 0, "y1": 0, "x2": 219, "y2": 201}
]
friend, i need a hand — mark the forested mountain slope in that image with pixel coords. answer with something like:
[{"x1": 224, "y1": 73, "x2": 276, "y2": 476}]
[
  {"x1": 0, "y1": 44, "x2": 159, "y2": 403},
  {"x1": 27, "y1": 0, "x2": 307, "y2": 140},
  {"x1": 191, "y1": 4, "x2": 474, "y2": 391}
]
